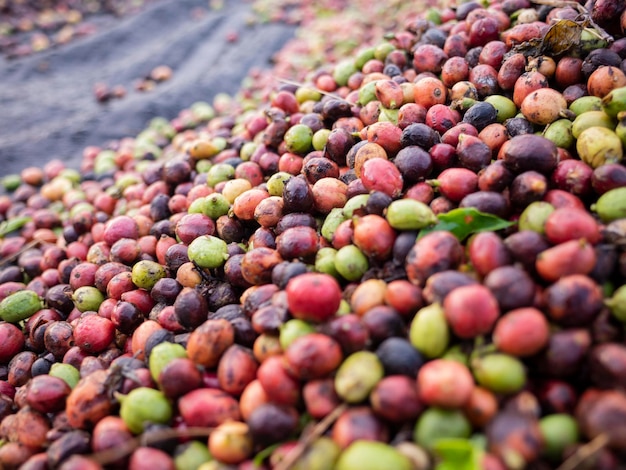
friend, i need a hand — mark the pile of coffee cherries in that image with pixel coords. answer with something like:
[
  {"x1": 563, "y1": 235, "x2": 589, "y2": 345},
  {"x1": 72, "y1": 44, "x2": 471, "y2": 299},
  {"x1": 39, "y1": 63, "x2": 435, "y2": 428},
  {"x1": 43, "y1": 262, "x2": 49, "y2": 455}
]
[{"x1": 0, "y1": 0, "x2": 625, "y2": 468}]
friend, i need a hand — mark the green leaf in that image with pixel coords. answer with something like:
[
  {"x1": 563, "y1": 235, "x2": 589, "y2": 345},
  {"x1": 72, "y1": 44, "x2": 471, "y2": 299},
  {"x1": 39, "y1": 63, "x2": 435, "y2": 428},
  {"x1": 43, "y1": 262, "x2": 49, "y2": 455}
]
[
  {"x1": 0, "y1": 216, "x2": 31, "y2": 238},
  {"x1": 433, "y1": 438, "x2": 485, "y2": 470},
  {"x1": 419, "y1": 208, "x2": 515, "y2": 241},
  {"x1": 436, "y1": 462, "x2": 463, "y2": 470},
  {"x1": 298, "y1": 411, "x2": 315, "y2": 432},
  {"x1": 253, "y1": 443, "x2": 281, "y2": 467},
  {"x1": 433, "y1": 438, "x2": 474, "y2": 463}
]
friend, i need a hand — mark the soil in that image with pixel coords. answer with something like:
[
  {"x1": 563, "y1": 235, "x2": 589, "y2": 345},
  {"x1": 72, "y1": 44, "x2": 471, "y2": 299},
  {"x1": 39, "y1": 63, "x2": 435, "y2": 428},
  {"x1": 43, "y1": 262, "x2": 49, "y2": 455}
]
[{"x1": 0, "y1": 0, "x2": 296, "y2": 176}]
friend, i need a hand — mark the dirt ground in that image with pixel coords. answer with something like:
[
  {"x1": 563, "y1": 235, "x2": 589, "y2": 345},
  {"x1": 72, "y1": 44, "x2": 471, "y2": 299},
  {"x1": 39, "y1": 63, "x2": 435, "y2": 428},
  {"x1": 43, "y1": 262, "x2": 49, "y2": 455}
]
[{"x1": 0, "y1": 0, "x2": 296, "y2": 176}]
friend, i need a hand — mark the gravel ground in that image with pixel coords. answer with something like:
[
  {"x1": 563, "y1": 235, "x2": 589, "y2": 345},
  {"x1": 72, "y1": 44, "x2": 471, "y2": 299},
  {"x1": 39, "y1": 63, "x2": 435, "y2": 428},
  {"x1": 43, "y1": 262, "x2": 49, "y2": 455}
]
[{"x1": 0, "y1": 0, "x2": 296, "y2": 176}]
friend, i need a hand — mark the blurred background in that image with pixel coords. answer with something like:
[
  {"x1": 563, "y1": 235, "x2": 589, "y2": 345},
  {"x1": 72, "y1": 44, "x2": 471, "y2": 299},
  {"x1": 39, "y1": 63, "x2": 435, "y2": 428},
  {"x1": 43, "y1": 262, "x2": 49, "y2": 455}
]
[{"x1": 0, "y1": 0, "x2": 432, "y2": 177}]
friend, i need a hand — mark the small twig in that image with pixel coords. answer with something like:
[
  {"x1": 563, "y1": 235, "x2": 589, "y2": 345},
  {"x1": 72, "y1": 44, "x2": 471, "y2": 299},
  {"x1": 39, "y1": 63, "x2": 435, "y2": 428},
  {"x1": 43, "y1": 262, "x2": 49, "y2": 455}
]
[
  {"x1": 555, "y1": 433, "x2": 610, "y2": 470},
  {"x1": 89, "y1": 426, "x2": 215, "y2": 465},
  {"x1": 531, "y1": 0, "x2": 583, "y2": 9},
  {"x1": 531, "y1": 0, "x2": 589, "y2": 16},
  {"x1": 192, "y1": 260, "x2": 217, "y2": 284},
  {"x1": 274, "y1": 403, "x2": 349, "y2": 470},
  {"x1": 0, "y1": 239, "x2": 40, "y2": 267}
]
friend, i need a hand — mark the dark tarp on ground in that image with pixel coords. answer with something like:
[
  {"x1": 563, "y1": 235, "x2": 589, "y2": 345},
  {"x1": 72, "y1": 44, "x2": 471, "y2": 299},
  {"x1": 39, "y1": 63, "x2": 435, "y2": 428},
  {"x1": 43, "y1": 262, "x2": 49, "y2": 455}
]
[{"x1": 0, "y1": 0, "x2": 296, "y2": 176}]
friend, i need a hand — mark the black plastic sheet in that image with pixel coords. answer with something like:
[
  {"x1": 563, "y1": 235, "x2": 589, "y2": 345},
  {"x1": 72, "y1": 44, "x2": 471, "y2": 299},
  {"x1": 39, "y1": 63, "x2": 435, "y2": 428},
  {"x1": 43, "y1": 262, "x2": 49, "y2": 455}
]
[{"x1": 0, "y1": 0, "x2": 295, "y2": 176}]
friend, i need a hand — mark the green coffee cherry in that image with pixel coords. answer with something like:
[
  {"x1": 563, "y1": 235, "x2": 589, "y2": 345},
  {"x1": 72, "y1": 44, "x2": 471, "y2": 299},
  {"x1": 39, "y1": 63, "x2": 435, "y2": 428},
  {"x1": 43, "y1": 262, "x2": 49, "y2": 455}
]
[
  {"x1": 1, "y1": 174, "x2": 21, "y2": 191},
  {"x1": 542, "y1": 119, "x2": 574, "y2": 149},
  {"x1": 222, "y1": 179, "x2": 252, "y2": 204},
  {"x1": 374, "y1": 42, "x2": 395, "y2": 61},
  {"x1": 94, "y1": 150, "x2": 117, "y2": 175},
  {"x1": 72, "y1": 286, "x2": 105, "y2": 313},
  {"x1": 279, "y1": 319, "x2": 315, "y2": 350},
  {"x1": 59, "y1": 168, "x2": 81, "y2": 184},
  {"x1": 149, "y1": 341, "x2": 187, "y2": 383},
  {"x1": 187, "y1": 197, "x2": 207, "y2": 214},
  {"x1": 190, "y1": 101, "x2": 215, "y2": 121},
  {"x1": 409, "y1": 303, "x2": 449, "y2": 359},
  {"x1": 118, "y1": 387, "x2": 173, "y2": 434},
  {"x1": 239, "y1": 141, "x2": 257, "y2": 161},
  {"x1": 0, "y1": 290, "x2": 43, "y2": 323},
  {"x1": 571, "y1": 111, "x2": 614, "y2": 139},
  {"x1": 335, "y1": 351, "x2": 384, "y2": 403},
  {"x1": 295, "y1": 86, "x2": 322, "y2": 104},
  {"x1": 569, "y1": 95, "x2": 602, "y2": 116},
  {"x1": 187, "y1": 235, "x2": 229, "y2": 269},
  {"x1": 49, "y1": 363, "x2": 80, "y2": 389},
  {"x1": 266, "y1": 172, "x2": 292, "y2": 197},
  {"x1": 424, "y1": 7, "x2": 442, "y2": 24},
  {"x1": 605, "y1": 284, "x2": 626, "y2": 322},
  {"x1": 202, "y1": 193, "x2": 231, "y2": 219},
  {"x1": 414, "y1": 407, "x2": 471, "y2": 450},
  {"x1": 386, "y1": 199, "x2": 437, "y2": 230},
  {"x1": 539, "y1": 414, "x2": 579, "y2": 461},
  {"x1": 206, "y1": 163, "x2": 235, "y2": 188},
  {"x1": 315, "y1": 247, "x2": 341, "y2": 278},
  {"x1": 518, "y1": 201, "x2": 555, "y2": 234},
  {"x1": 616, "y1": 113, "x2": 626, "y2": 148},
  {"x1": 601, "y1": 86, "x2": 626, "y2": 118},
  {"x1": 472, "y1": 353, "x2": 526, "y2": 394},
  {"x1": 358, "y1": 81, "x2": 378, "y2": 106},
  {"x1": 485, "y1": 95, "x2": 517, "y2": 123},
  {"x1": 131, "y1": 260, "x2": 167, "y2": 290},
  {"x1": 378, "y1": 107, "x2": 399, "y2": 124},
  {"x1": 292, "y1": 437, "x2": 341, "y2": 470},
  {"x1": 174, "y1": 441, "x2": 213, "y2": 470},
  {"x1": 355, "y1": 47, "x2": 376, "y2": 70},
  {"x1": 69, "y1": 202, "x2": 94, "y2": 219},
  {"x1": 576, "y1": 126, "x2": 623, "y2": 168},
  {"x1": 116, "y1": 174, "x2": 142, "y2": 192},
  {"x1": 284, "y1": 124, "x2": 313, "y2": 154},
  {"x1": 196, "y1": 162, "x2": 213, "y2": 176},
  {"x1": 593, "y1": 187, "x2": 626, "y2": 222},
  {"x1": 321, "y1": 207, "x2": 348, "y2": 242},
  {"x1": 577, "y1": 28, "x2": 609, "y2": 56},
  {"x1": 343, "y1": 194, "x2": 370, "y2": 218},
  {"x1": 312, "y1": 128, "x2": 332, "y2": 151},
  {"x1": 335, "y1": 245, "x2": 368, "y2": 281},
  {"x1": 336, "y1": 441, "x2": 412, "y2": 470},
  {"x1": 333, "y1": 59, "x2": 358, "y2": 87},
  {"x1": 337, "y1": 299, "x2": 351, "y2": 315}
]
